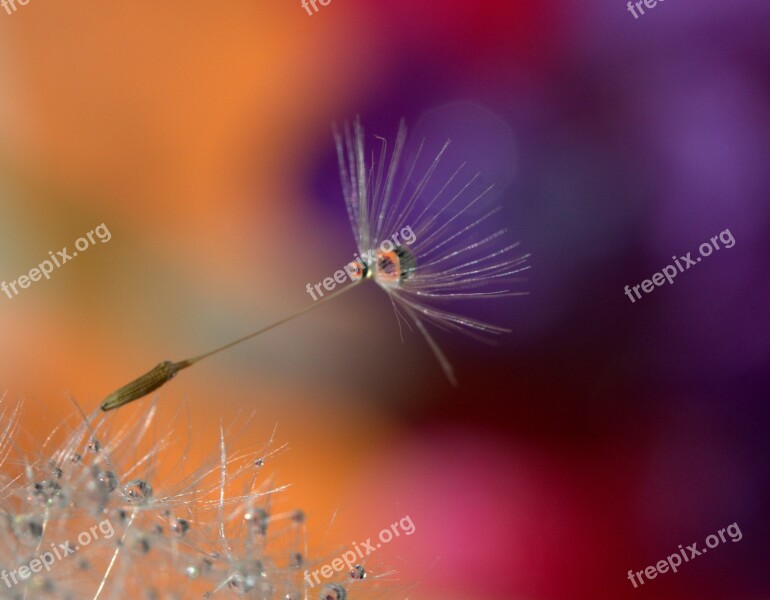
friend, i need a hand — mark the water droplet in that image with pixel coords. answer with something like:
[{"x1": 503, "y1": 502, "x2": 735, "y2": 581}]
[
  {"x1": 172, "y1": 518, "x2": 189, "y2": 536},
  {"x1": 184, "y1": 565, "x2": 200, "y2": 579},
  {"x1": 27, "y1": 576, "x2": 56, "y2": 593},
  {"x1": 88, "y1": 439, "x2": 102, "y2": 453},
  {"x1": 13, "y1": 515, "x2": 44, "y2": 545},
  {"x1": 114, "y1": 509, "x2": 129, "y2": 523},
  {"x1": 290, "y1": 510, "x2": 305, "y2": 525},
  {"x1": 30, "y1": 480, "x2": 65, "y2": 507},
  {"x1": 94, "y1": 469, "x2": 118, "y2": 492},
  {"x1": 70, "y1": 453, "x2": 82, "y2": 464},
  {"x1": 228, "y1": 561, "x2": 265, "y2": 593},
  {"x1": 254, "y1": 458, "x2": 264, "y2": 467},
  {"x1": 320, "y1": 584, "x2": 347, "y2": 600},
  {"x1": 132, "y1": 536, "x2": 151, "y2": 555},
  {"x1": 124, "y1": 479, "x2": 153, "y2": 503},
  {"x1": 289, "y1": 552, "x2": 303, "y2": 568},
  {"x1": 50, "y1": 467, "x2": 63, "y2": 480},
  {"x1": 349, "y1": 565, "x2": 366, "y2": 581},
  {"x1": 187, "y1": 557, "x2": 213, "y2": 579},
  {"x1": 244, "y1": 507, "x2": 268, "y2": 535},
  {"x1": 228, "y1": 572, "x2": 257, "y2": 594}
]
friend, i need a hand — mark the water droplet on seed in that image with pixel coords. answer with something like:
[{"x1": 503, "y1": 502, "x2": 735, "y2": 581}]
[
  {"x1": 132, "y1": 536, "x2": 151, "y2": 555},
  {"x1": 95, "y1": 469, "x2": 118, "y2": 492},
  {"x1": 228, "y1": 561, "x2": 265, "y2": 593},
  {"x1": 320, "y1": 584, "x2": 347, "y2": 600},
  {"x1": 184, "y1": 565, "x2": 199, "y2": 579},
  {"x1": 113, "y1": 509, "x2": 129, "y2": 523},
  {"x1": 228, "y1": 572, "x2": 257, "y2": 594},
  {"x1": 349, "y1": 564, "x2": 366, "y2": 580},
  {"x1": 31, "y1": 480, "x2": 65, "y2": 507},
  {"x1": 289, "y1": 552, "x2": 303, "y2": 568},
  {"x1": 172, "y1": 518, "x2": 189, "y2": 536},
  {"x1": 244, "y1": 507, "x2": 268, "y2": 535},
  {"x1": 124, "y1": 479, "x2": 153, "y2": 503},
  {"x1": 13, "y1": 515, "x2": 44, "y2": 545},
  {"x1": 28, "y1": 576, "x2": 56, "y2": 593}
]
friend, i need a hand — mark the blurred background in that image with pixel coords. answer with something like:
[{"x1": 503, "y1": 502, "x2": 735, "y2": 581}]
[{"x1": 0, "y1": 1, "x2": 769, "y2": 598}]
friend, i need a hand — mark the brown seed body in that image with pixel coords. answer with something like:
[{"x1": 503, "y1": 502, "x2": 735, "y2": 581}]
[{"x1": 100, "y1": 360, "x2": 189, "y2": 411}]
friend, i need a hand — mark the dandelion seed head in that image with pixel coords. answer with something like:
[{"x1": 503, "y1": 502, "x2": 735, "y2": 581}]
[{"x1": 0, "y1": 398, "x2": 397, "y2": 599}]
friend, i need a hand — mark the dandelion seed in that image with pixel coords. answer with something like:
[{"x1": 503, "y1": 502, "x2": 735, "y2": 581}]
[
  {"x1": 100, "y1": 109, "x2": 528, "y2": 409},
  {"x1": 333, "y1": 114, "x2": 529, "y2": 383}
]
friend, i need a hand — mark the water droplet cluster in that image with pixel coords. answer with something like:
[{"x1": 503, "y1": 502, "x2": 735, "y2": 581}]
[{"x1": 0, "y1": 401, "x2": 378, "y2": 599}]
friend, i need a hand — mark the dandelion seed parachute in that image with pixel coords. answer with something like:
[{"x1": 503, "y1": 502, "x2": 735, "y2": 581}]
[
  {"x1": 100, "y1": 105, "x2": 528, "y2": 409},
  {"x1": 335, "y1": 105, "x2": 529, "y2": 384}
]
